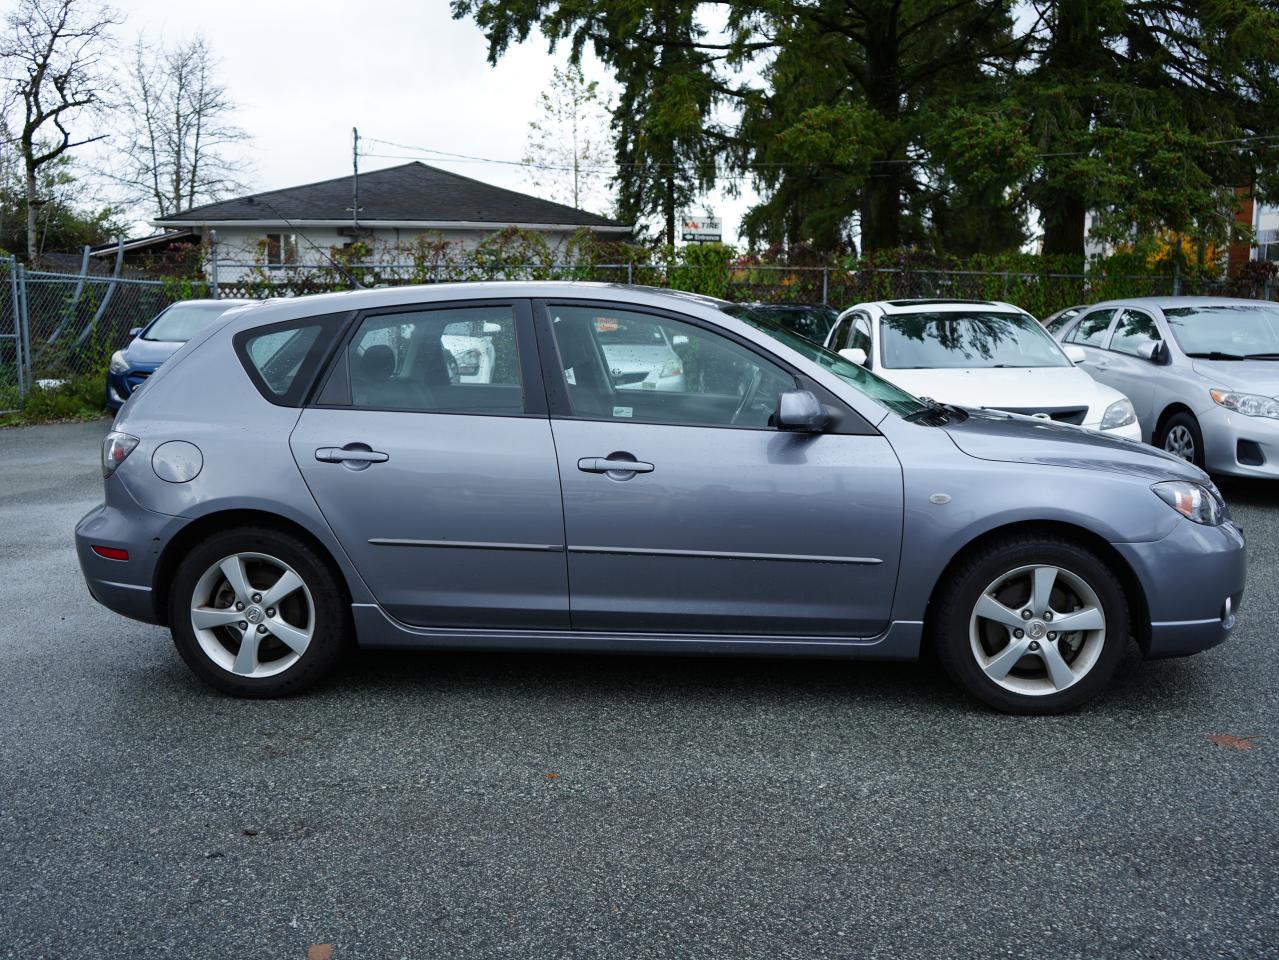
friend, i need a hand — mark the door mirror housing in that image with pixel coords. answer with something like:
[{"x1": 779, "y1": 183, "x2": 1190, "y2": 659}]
[
  {"x1": 1136, "y1": 340, "x2": 1165, "y2": 363},
  {"x1": 482, "y1": 321, "x2": 503, "y2": 335},
  {"x1": 775, "y1": 389, "x2": 828, "y2": 432},
  {"x1": 838, "y1": 347, "x2": 868, "y2": 366},
  {"x1": 1063, "y1": 344, "x2": 1086, "y2": 364},
  {"x1": 129, "y1": 326, "x2": 143, "y2": 338}
]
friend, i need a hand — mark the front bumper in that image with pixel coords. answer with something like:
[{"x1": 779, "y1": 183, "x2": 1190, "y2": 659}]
[
  {"x1": 105, "y1": 367, "x2": 155, "y2": 413},
  {"x1": 1114, "y1": 516, "x2": 1246, "y2": 658},
  {"x1": 75, "y1": 482, "x2": 188, "y2": 625},
  {"x1": 1200, "y1": 404, "x2": 1279, "y2": 478}
]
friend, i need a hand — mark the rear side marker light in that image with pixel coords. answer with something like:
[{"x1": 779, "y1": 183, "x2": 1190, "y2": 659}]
[{"x1": 91, "y1": 545, "x2": 129, "y2": 561}]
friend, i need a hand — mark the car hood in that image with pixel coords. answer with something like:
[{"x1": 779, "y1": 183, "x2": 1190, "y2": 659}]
[
  {"x1": 123, "y1": 337, "x2": 184, "y2": 368},
  {"x1": 882, "y1": 366, "x2": 1113, "y2": 413},
  {"x1": 942, "y1": 408, "x2": 1206, "y2": 483},
  {"x1": 1190, "y1": 359, "x2": 1279, "y2": 395}
]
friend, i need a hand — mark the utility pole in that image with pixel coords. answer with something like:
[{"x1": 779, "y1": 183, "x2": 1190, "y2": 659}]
[{"x1": 351, "y1": 127, "x2": 361, "y2": 234}]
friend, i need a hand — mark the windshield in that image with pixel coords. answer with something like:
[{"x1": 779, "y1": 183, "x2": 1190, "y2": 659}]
[
  {"x1": 880, "y1": 311, "x2": 1070, "y2": 369},
  {"x1": 743, "y1": 304, "x2": 838, "y2": 343},
  {"x1": 144, "y1": 302, "x2": 238, "y2": 342},
  {"x1": 725, "y1": 305, "x2": 927, "y2": 418},
  {"x1": 1163, "y1": 304, "x2": 1279, "y2": 358}
]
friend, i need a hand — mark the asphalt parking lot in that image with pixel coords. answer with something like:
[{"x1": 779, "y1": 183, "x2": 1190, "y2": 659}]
[{"x1": 1, "y1": 419, "x2": 1276, "y2": 959}]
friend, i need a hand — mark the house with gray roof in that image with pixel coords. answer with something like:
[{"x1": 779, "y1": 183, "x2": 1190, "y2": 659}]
[{"x1": 149, "y1": 161, "x2": 631, "y2": 281}]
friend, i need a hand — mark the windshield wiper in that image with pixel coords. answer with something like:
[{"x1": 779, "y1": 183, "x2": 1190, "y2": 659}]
[
  {"x1": 1185, "y1": 351, "x2": 1245, "y2": 360},
  {"x1": 1242, "y1": 353, "x2": 1279, "y2": 360},
  {"x1": 903, "y1": 396, "x2": 952, "y2": 423}
]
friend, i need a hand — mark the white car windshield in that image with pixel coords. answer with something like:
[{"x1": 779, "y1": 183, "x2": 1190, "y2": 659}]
[
  {"x1": 1164, "y1": 304, "x2": 1279, "y2": 359},
  {"x1": 880, "y1": 311, "x2": 1071, "y2": 369}
]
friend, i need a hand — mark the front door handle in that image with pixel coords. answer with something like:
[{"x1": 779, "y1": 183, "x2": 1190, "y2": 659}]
[
  {"x1": 578, "y1": 456, "x2": 655, "y2": 476},
  {"x1": 315, "y1": 445, "x2": 389, "y2": 465}
]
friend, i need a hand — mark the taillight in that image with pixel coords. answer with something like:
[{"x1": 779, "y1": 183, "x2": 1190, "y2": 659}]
[{"x1": 102, "y1": 431, "x2": 139, "y2": 478}]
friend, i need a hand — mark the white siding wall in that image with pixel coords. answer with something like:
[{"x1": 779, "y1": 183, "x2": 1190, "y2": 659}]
[{"x1": 199, "y1": 225, "x2": 584, "y2": 282}]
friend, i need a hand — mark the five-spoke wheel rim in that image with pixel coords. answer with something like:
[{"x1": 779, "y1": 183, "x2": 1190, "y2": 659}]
[
  {"x1": 1164, "y1": 425, "x2": 1196, "y2": 462},
  {"x1": 969, "y1": 564, "x2": 1106, "y2": 697},
  {"x1": 190, "y1": 552, "x2": 315, "y2": 679}
]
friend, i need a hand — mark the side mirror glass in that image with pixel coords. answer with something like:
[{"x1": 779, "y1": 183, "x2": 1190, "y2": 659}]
[
  {"x1": 1063, "y1": 344, "x2": 1086, "y2": 364},
  {"x1": 838, "y1": 347, "x2": 868, "y2": 366},
  {"x1": 775, "y1": 389, "x2": 827, "y2": 432}
]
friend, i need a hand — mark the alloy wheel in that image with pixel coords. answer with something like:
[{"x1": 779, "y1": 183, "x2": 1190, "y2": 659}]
[
  {"x1": 1163, "y1": 425, "x2": 1196, "y2": 462},
  {"x1": 189, "y1": 552, "x2": 315, "y2": 678},
  {"x1": 968, "y1": 564, "x2": 1106, "y2": 696}
]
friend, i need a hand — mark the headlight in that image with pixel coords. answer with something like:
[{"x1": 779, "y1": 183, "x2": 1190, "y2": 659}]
[
  {"x1": 108, "y1": 350, "x2": 129, "y2": 375},
  {"x1": 1151, "y1": 480, "x2": 1226, "y2": 525},
  {"x1": 101, "y1": 431, "x2": 139, "y2": 478},
  {"x1": 1100, "y1": 398, "x2": 1136, "y2": 430},
  {"x1": 1209, "y1": 388, "x2": 1279, "y2": 420}
]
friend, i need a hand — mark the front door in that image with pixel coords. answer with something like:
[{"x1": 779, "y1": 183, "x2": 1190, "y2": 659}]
[
  {"x1": 289, "y1": 300, "x2": 569, "y2": 629},
  {"x1": 538, "y1": 301, "x2": 904, "y2": 637},
  {"x1": 1100, "y1": 308, "x2": 1162, "y2": 437}
]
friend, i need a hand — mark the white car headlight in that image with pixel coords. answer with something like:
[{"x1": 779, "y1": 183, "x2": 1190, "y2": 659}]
[
  {"x1": 1209, "y1": 388, "x2": 1279, "y2": 420},
  {"x1": 108, "y1": 350, "x2": 129, "y2": 375},
  {"x1": 1151, "y1": 480, "x2": 1226, "y2": 526},
  {"x1": 1100, "y1": 398, "x2": 1136, "y2": 430}
]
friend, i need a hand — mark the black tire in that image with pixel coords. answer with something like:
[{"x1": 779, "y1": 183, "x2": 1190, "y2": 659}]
[
  {"x1": 169, "y1": 527, "x2": 351, "y2": 698},
  {"x1": 1156, "y1": 410, "x2": 1206, "y2": 469},
  {"x1": 931, "y1": 535, "x2": 1130, "y2": 715}
]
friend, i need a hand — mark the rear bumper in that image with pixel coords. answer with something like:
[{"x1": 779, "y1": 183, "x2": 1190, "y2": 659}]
[
  {"x1": 75, "y1": 491, "x2": 188, "y2": 625},
  {"x1": 1114, "y1": 517, "x2": 1246, "y2": 659}
]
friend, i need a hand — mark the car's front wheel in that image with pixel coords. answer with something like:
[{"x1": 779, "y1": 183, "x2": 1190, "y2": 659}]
[
  {"x1": 932, "y1": 535, "x2": 1129, "y2": 714},
  {"x1": 169, "y1": 527, "x2": 350, "y2": 697},
  {"x1": 1157, "y1": 411, "x2": 1205, "y2": 468}
]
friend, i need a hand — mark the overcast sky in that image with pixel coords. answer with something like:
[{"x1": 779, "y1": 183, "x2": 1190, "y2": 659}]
[{"x1": 85, "y1": 0, "x2": 755, "y2": 243}]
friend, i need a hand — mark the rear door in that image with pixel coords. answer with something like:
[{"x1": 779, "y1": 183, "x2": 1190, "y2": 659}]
[
  {"x1": 537, "y1": 300, "x2": 904, "y2": 637},
  {"x1": 288, "y1": 299, "x2": 569, "y2": 630}
]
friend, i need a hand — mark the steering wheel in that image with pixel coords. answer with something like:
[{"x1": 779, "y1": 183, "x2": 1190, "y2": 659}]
[{"x1": 730, "y1": 366, "x2": 765, "y2": 426}]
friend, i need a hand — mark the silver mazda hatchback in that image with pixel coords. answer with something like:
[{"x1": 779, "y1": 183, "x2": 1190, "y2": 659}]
[{"x1": 76, "y1": 283, "x2": 1245, "y2": 713}]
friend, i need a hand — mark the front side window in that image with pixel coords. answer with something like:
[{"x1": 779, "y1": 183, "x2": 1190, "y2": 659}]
[
  {"x1": 548, "y1": 305, "x2": 795, "y2": 428},
  {"x1": 264, "y1": 233, "x2": 298, "y2": 266},
  {"x1": 1109, "y1": 309, "x2": 1163, "y2": 357},
  {"x1": 1066, "y1": 309, "x2": 1117, "y2": 347},
  {"x1": 1164, "y1": 304, "x2": 1279, "y2": 358},
  {"x1": 878, "y1": 311, "x2": 1070, "y2": 369},
  {"x1": 849, "y1": 315, "x2": 873, "y2": 357},
  {"x1": 343, "y1": 305, "x2": 522, "y2": 414}
]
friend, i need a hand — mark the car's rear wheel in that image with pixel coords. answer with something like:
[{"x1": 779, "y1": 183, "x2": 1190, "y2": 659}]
[
  {"x1": 1157, "y1": 411, "x2": 1205, "y2": 468},
  {"x1": 932, "y1": 535, "x2": 1129, "y2": 714},
  {"x1": 169, "y1": 528, "x2": 350, "y2": 697}
]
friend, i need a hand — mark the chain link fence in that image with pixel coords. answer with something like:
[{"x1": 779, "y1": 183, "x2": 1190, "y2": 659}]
[
  {"x1": 1, "y1": 256, "x2": 212, "y2": 412},
  {"x1": 4, "y1": 254, "x2": 1277, "y2": 413}
]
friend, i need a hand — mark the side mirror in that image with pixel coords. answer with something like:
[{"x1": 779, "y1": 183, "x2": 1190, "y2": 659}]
[
  {"x1": 1064, "y1": 345, "x2": 1086, "y2": 364},
  {"x1": 838, "y1": 347, "x2": 867, "y2": 366},
  {"x1": 129, "y1": 326, "x2": 143, "y2": 337},
  {"x1": 775, "y1": 389, "x2": 827, "y2": 432},
  {"x1": 1136, "y1": 340, "x2": 1167, "y2": 364},
  {"x1": 482, "y1": 321, "x2": 502, "y2": 335}
]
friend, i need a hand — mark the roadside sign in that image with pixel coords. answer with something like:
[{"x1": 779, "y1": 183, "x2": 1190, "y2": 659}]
[{"x1": 681, "y1": 216, "x2": 722, "y2": 243}]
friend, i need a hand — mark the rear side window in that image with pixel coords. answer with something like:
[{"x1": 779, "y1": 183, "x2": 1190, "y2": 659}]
[{"x1": 235, "y1": 313, "x2": 347, "y2": 406}]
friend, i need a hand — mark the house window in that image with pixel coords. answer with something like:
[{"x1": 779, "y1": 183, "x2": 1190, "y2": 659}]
[{"x1": 264, "y1": 233, "x2": 298, "y2": 266}]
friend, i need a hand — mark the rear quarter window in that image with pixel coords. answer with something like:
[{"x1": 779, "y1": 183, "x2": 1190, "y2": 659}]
[{"x1": 233, "y1": 312, "x2": 349, "y2": 406}]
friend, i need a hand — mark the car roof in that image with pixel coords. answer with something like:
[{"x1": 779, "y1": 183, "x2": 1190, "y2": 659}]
[
  {"x1": 1079, "y1": 296, "x2": 1275, "y2": 311},
  {"x1": 854, "y1": 298, "x2": 1024, "y2": 315}
]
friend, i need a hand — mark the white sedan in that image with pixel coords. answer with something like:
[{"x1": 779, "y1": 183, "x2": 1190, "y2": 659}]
[{"x1": 823, "y1": 299, "x2": 1141, "y2": 439}]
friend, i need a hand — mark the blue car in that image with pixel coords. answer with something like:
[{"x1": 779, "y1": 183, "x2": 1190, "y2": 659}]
[{"x1": 106, "y1": 299, "x2": 252, "y2": 412}]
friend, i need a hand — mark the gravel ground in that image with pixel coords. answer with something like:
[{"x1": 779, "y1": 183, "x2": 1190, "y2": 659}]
[{"x1": 0, "y1": 418, "x2": 1275, "y2": 959}]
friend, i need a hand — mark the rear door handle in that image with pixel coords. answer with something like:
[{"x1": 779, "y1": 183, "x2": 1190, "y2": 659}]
[
  {"x1": 578, "y1": 456, "x2": 655, "y2": 475},
  {"x1": 315, "y1": 445, "x2": 389, "y2": 464}
]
